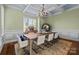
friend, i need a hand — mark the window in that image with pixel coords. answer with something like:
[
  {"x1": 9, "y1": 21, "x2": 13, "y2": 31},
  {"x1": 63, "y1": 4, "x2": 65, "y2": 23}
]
[{"x1": 23, "y1": 17, "x2": 37, "y2": 32}]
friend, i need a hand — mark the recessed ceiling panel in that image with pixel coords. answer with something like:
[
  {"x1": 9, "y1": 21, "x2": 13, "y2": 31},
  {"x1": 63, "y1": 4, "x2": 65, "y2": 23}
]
[
  {"x1": 25, "y1": 5, "x2": 39, "y2": 15},
  {"x1": 62, "y1": 4, "x2": 78, "y2": 10},
  {"x1": 6, "y1": 4, "x2": 27, "y2": 11},
  {"x1": 5, "y1": 4, "x2": 79, "y2": 17}
]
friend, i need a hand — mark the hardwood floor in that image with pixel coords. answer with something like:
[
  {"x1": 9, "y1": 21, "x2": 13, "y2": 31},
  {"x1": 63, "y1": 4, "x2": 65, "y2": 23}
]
[
  {"x1": 0, "y1": 38, "x2": 79, "y2": 55},
  {"x1": 68, "y1": 41, "x2": 79, "y2": 55},
  {"x1": 0, "y1": 42, "x2": 17, "y2": 55},
  {"x1": 60, "y1": 38, "x2": 79, "y2": 55}
]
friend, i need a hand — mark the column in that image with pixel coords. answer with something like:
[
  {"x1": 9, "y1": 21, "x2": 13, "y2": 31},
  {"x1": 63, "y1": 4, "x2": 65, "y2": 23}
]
[
  {"x1": 37, "y1": 17, "x2": 40, "y2": 33},
  {"x1": 1, "y1": 5, "x2": 5, "y2": 36}
]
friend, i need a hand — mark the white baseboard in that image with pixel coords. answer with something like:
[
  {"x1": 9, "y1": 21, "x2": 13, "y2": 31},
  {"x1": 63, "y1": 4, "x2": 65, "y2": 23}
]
[{"x1": 4, "y1": 39, "x2": 18, "y2": 44}]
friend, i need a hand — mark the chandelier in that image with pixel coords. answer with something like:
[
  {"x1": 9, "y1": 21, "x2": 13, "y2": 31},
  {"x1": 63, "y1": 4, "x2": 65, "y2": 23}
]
[{"x1": 39, "y1": 4, "x2": 48, "y2": 17}]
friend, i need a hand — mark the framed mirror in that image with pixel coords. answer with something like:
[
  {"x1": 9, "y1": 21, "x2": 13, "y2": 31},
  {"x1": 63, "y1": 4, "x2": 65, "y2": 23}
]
[{"x1": 42, "y1": 23, "x2": 51, "y2": 32}]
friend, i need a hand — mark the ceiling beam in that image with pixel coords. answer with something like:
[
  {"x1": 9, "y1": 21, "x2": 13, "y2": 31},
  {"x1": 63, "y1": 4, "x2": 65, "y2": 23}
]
[{"x1": 23, "y1": 4, "x2": 30, "y2": 12}]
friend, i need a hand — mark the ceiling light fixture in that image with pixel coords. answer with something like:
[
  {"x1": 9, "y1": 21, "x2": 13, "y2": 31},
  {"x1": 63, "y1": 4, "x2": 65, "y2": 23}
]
[{"x1": 39, "y1": 4, "x2": 48, "y2": 17}]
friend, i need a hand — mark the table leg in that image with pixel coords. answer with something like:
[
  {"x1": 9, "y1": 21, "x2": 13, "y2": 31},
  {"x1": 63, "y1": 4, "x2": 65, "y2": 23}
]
[{"x1": 29, "y1": 39, "x2": 33, "y2": 55}]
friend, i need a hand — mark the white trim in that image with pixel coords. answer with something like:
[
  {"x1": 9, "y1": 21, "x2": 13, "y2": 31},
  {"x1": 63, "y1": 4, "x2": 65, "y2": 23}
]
[
  {"x1": 23, "y1": 4, "x2": 30, "y2": 12},
  {"x1": 1, "y1": 5, "x2": 5, "y2": 36},
  {"x1": 52, "y1": 29, "x2": 79, "y2": 41},
  {"x1": 4, "y1": 39, "x2": 17, "y2": 44},
  {"x1": 37, "y1": 17, "x2": 40, "y2": 33}
]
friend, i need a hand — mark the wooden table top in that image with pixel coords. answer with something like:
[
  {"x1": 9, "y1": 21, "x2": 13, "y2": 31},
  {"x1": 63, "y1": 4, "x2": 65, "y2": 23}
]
[
  {"x1": 24, "y1": 32, "x2": 57, "y2": 40},
  {"x1": 24, "y1": 32, "x2": 38, "y2": 39}
]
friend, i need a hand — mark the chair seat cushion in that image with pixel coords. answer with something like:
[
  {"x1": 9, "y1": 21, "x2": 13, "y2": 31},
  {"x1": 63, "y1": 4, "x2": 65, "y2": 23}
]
[{"x1": 20, "y1": 35, "x2": 28, "y2": 41}]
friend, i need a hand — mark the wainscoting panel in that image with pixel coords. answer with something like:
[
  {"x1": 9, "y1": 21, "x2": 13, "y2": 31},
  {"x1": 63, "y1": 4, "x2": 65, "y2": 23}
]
[
  {"x1": 3, "y1": 30, "x2": 23, "y2": 44},
  {"x1": 53, "y1": 29, "x2": 79, "y2": 41}
]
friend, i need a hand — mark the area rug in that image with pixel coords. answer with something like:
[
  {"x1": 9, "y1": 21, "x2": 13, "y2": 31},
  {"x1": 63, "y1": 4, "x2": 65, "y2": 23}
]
[{"x1": 14, "y1": 39, "x2": 72, "y2": 55}]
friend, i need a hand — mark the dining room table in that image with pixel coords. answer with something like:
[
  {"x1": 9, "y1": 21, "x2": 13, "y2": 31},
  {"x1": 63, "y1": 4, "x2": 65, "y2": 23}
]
[
  {"x1": 24, "y1": 32, "x2": 38, "y2": 55},
  {"x1": 24, "y1": 32, "x2": 57, "y2": 55}
]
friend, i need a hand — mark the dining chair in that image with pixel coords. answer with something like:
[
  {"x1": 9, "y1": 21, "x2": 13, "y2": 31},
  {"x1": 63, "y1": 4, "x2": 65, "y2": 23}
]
[
  {"x1": 16, "y1": 34, "x2": 29, "y2": 55},
  {"x1": 53, "y1": 33, "x2": 59, "y2": 44},
  {"x1": 45, "y1": 33, "x2": 54, "y2": 47},
  {"x1": 46, "y1": 33, "x2": 54, "y2": 41},
  {"x1": 54, "y1": 33, "x2": 59, "y2": 39},
  {"x1": 33, "y1": 35, "x2": 46, "y2": 53},
  {"x1": 17, "y1": 34, "x2": 28, "y2": 48}
]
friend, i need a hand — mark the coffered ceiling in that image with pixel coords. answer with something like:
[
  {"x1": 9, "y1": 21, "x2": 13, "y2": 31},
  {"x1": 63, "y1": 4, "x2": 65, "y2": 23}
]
[{"x1": 5, "y1": 4, "x2": 79, "y2": 17}]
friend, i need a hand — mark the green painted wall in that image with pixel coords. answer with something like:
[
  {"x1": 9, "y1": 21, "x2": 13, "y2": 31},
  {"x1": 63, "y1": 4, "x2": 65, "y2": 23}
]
[
  {"x1": 40, "y1": 17, "x2": 46, "y2": 27},
  {"x1": 4, "y1": 7, "x2": 38, "y2": 32},
  {"x1": 46, "y1": 8, "x2": 79, "y2": 30},
  {"x1": 4, "y1": 7, "x2": 24, "y2": 32},
  {"x1": 4, "y1": 6, "x2": 79, "y2": 33}
]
